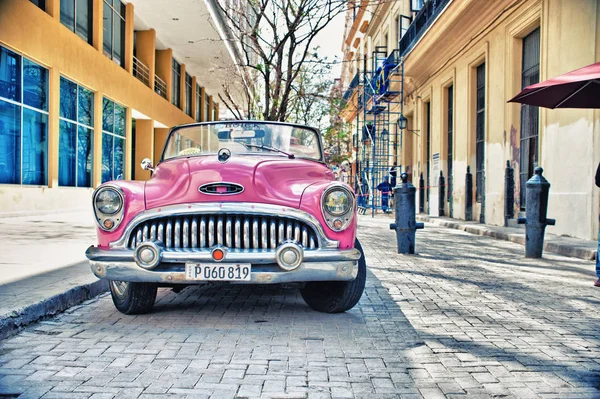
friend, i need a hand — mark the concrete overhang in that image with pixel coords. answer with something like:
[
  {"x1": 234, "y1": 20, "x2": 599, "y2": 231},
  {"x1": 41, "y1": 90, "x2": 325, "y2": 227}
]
[{"x1": 128, "y1": 0, "x2": 247, "y2": 114}]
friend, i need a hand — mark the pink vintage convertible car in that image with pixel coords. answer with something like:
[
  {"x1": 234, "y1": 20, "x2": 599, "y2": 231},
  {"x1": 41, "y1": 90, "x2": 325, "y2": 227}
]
[{"x1": 86, "y1": 121, "x2": 366, "y2": 314}]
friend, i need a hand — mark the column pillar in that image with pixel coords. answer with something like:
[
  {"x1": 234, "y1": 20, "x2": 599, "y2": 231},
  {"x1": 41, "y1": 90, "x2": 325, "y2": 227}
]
[
  {"x1": 215, "y1": 103, "x2": 220, "y2": 121},
  {"x1": 47, "y1": 67, "x2": 60, "y2": 188},
  {"x1": 45, "y1": 0, "x2": 60, "y2": 21},
  {"x1": 136, "y1": 29, "x2": 156, "y2": 89},
  {"x1": 135, "y1": 119, "x2": 154, "y2": 181},
  {"x1": 199, "y1": 87, "x2": 206, "y2": 122},
  {"x1": 208, "y1": 95, "x2": 213, "y2": 121},
  {"x1": 155, "y1": 49, "x2": 173, "y2": 101},
  {"x1": 124, "y1": 3, "x2": 135, "y2": 74},
  {"x1": 92, "y1": 0, "x2": 104, "y2": 53},
  {"x1": 154, "y1": 128, "x2": 170, "y2": 163},
  {"x1": 180, "y1": 64, "x2": 186, "y2": 112},
  {"x1": 191, "y1": 77, "x2": 198, "y2": 121},
  {"x1": 93, "y1": 93, "x2": 103, "y2": 187},
  {"x1": 125, "y1": 107, "x2": 133, "y2": 180}
]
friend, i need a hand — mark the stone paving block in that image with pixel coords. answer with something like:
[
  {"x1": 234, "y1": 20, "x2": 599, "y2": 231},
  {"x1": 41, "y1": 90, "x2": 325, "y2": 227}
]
[{"x1": 2, "y1": 218, "x2": 600, "y2": 398}]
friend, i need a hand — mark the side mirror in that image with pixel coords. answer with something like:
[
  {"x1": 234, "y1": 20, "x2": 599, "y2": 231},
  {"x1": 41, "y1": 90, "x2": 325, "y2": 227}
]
[{"x1": 141, "y1": 158, "x2": 154, "y2": 172}]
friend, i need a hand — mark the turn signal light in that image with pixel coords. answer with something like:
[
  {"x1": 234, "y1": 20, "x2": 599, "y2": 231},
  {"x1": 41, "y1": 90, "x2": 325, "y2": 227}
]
[{"x1": 103, "y1": 219, "x2": 115, "y2": 229}]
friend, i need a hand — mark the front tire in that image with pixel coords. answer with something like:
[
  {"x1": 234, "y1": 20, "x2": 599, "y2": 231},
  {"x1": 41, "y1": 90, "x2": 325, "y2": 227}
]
[
  {"x1": 300, "y1": 238, "x2": 366, "y2": 313},
  {"x1": 109, "y1": 280, "x2": 158, "y2": 315}
]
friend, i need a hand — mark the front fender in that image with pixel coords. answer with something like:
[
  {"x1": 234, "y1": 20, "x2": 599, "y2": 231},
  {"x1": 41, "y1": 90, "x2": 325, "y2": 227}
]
[
  {"x1": 299, "y1": 181, "x2": 357, "y2": 250},
  {"x1": 95, "y1": 180, "x2": 146, "y2": 247}
]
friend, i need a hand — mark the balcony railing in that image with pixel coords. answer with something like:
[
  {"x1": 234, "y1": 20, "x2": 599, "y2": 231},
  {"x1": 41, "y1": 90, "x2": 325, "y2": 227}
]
[
  {"x1": 342, "y1": 72, "x2": 360, "y2": 101},
  {"x1": 133, "y1": 56, "x2": 150, "y2": 87},
  {"x1": 155, "y1": 75, "x2": 168, "y2": 99},
  {"x1": 399, "y1": 0, "x2": 451, "y2": 56}
]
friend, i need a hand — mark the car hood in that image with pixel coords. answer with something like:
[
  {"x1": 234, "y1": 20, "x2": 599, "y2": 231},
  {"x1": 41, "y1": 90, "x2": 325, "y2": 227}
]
[{"x1": 144, "y1": 155, "x2": 334, "y2": 209}]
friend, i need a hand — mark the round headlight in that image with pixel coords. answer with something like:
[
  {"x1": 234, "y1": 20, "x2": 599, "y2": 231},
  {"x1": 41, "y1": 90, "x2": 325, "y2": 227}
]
[
  {"x1": 324, "y1": 189, "x2": 351, "y2": 216},
  {"x1": 95, "y1": 188, "x2": 123, "y2": 214}
]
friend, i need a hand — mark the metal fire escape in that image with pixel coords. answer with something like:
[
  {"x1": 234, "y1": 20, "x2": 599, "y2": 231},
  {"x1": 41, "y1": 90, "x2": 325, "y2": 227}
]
[{"x1": 353, "y1": 47, "x2": 404, "y2": 217}]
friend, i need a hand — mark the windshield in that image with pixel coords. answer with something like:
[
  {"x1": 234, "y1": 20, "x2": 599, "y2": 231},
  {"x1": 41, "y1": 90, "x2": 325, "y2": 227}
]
[{"x1": 162, "y1": 122, "x2": 322, "y2": 162}]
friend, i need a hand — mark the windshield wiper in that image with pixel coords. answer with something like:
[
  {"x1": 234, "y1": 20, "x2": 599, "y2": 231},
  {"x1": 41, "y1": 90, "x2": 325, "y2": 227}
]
[{"x1": 240, "y1": 143, "x2": 295, "y2": 159}]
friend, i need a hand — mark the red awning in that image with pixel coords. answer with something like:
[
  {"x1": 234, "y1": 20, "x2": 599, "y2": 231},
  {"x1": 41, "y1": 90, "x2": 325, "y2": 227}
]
[{"x1": 509, "y1": 62, "x2": 600, "y2": 109}]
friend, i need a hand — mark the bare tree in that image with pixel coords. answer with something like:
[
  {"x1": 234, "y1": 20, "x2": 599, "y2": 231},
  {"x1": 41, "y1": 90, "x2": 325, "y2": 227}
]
[{"x1": 214, "y1": 0, "x2": 349, "y2": 121}]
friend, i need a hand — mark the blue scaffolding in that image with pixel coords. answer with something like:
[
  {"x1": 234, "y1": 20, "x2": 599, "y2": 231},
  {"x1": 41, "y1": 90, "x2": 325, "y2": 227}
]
[{"x1": 354, "y1": 47, "x2": 405, "y2": 217}]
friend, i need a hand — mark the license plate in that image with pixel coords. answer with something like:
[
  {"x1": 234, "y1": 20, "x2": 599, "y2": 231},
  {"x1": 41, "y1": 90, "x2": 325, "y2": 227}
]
[{"x1": 185, "y1": 263, "x2": 251, "y2": 281}]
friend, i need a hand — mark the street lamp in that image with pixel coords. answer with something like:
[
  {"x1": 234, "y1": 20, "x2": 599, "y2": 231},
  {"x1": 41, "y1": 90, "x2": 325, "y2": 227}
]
[{"x1": 397, "y1": 114, "x2": 408, "y2": 130}]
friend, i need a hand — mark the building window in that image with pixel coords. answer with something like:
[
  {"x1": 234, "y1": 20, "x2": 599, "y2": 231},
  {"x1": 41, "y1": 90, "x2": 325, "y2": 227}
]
[
  {"x1": 30, "y1": 0, "x2": 46, "y2": 10},
  {"x1": 195, "y1": 84, "x2": 202, "y2": 121},
  {"x1": 447, "y1": 85, "x2": 453, "y2": 202},
  {"x1": 213, "y1": 105, "x2": 217, "y2": 121},
  {"x1": 0, "y1": 46, "x2": 49, "y2": 185},
  {"x1": 519, "y1": 28, "x2": 540, "y2": 210},
  {"x1": 172, "y1": 59, "x2": 181, "y2": 107},
  {"x1": 205, "y1": 93, "x2": 210, "y2": 121},
  {"x1": 475, "y1": 63, "x2": 485, "y2": 203},
  {"x1": 59, "y1": 77, "x2": 94, "y2": 187},
  {"x1": 102, "y1": 97, "x2": 126, "y2": 182},
  {"x1": 61, "y1": 0, "x2": 93, "y2": 44},
  {"x1": 185, "y1": 73, "x2": 193, "y2": 116},
  {"x1": 103, "y1": 0, "x2": 126, "y2": 67},
  {"x1": 411, "y1": 0, "x2": 423, "y2": 12}
]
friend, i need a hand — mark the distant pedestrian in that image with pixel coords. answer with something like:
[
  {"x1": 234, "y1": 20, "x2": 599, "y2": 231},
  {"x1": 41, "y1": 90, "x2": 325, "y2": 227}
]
[
  {"x1": 357, "y1": 177, "x2": 369, "y2": 212},
  {"x1": 595, "y1": 163, "x2": 600, "y2": 287},
  {"x1": 377, "y1": 176, "x2": 392, "y2": 213}
]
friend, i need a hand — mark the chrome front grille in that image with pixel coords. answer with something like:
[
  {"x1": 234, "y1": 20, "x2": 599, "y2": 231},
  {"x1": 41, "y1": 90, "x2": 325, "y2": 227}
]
[{"x1": 128, "y1": 214, "x2": 319, "y2": 250}]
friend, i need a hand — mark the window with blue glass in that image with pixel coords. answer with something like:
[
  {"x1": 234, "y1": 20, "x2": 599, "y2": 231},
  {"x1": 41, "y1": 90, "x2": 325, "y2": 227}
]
[
  {"x1": 185, "y1": 73, "x2": 192, "y2": 116},
  {"x1": 102, "y1": 97, "x2": 126, "y2": 182},
  {"x1": 103, "y1": 0, "x2": 126, "y2": 67},
  {"x1": 59, "y1": 77, "x2": 94, "y2": 187},
  {"x1": 172, "y1": 59, "x2": 181, "y2": 107},
  {"x1": 61, "y1": 0, "x2": 93, "y2": 44},
  {"x1": 195, "y1": 84, "x2": 202, "y2": 121},
  {"x1": 0, "y1": 46, "x2": 48, "y2": 185},
  {"x1": 205, "y1": 93, "x2": 210, "y2": 121}
]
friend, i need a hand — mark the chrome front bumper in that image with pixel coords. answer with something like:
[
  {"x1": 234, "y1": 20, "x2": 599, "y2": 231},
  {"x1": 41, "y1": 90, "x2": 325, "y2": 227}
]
[{"x1": 86, "y1": 246, "x2": 360, "y2": 284}]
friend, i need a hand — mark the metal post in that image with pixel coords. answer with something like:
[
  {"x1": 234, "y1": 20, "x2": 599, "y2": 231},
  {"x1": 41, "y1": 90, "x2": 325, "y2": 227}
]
[
  {"x1": 504, "y1": 160, "x2": 514, "y2": 227},
  {"x1": 438, "y1": 171, "x2": 445, "y2": 217},
  {"x1": 517, "y1": 167, "x2": 556, "y2": 258},
  {"x1": 448, "y1": 174, "x2": 453, "y2": 218},
  {"x1": 465, "y1": 166, "x2": 473, "y2": 221},
  {"x1": 480, "y1": 172, "x2": 486, "y2": 224},
  {"x1": 390, "y1": 173, "x2": 425, "y2": 254},
  {"x1": 419, "y1": 173, "x2": 425, "y2": 213}
]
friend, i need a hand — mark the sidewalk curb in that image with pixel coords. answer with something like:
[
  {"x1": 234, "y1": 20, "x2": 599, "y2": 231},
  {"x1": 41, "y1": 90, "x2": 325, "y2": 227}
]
[
  {"x1": 416, "y1": 215, "x2": 597, "y2": 261},
  {"x1": 0, "y1": 279, "x2": 108, "y2": 340}
]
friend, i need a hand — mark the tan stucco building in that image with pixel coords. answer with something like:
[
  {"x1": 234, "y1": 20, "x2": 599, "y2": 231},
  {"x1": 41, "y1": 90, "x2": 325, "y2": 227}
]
[
  {"x1": 0, "y1": 0, "x2": 241, "y2": 215},
  {"x1": 340, "y1": 0, "x2": 600, "y2": 240}
]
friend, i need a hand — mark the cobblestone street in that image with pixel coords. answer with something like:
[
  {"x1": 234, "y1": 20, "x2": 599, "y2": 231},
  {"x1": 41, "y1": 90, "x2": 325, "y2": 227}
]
[{"x1": 1, "y1": 215, "x2": 600, "y2": 399}]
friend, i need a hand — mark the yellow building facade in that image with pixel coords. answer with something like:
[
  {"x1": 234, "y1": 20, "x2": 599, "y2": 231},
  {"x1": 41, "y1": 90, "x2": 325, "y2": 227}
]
[
  {"x1": 0, "y1": 0, "x2": 228, "y2": 215},
  {"x1": 341, "y1": 0, "x2": 600, "y2": 240}
]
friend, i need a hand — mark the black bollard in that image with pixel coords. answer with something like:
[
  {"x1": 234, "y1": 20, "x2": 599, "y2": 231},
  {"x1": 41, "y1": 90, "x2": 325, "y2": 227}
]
[
  {"x1": 438, "y1": 171, "x2": 445, "y2": 217},
  {"x1": 419, "y1": 173, "x2": 425, "y2": 213},
  {"x1": 480, "y1": 172, "x2": 486, "y2": 224},
  {"x1": 448, "y1": 174, "x2": 453, "y2": 218},
  {"x1": 504, "y1": 160, "x2": 514, "y2": 227},
  {"x1": 465, "y1": 166, "x2": 473, "y2": 221},
  {"x1": 517, "y1": 167, "x2": 556, "y2": 258},
  {"x1": 390, "y1": 173, "x2": 424, "y2": 254}
]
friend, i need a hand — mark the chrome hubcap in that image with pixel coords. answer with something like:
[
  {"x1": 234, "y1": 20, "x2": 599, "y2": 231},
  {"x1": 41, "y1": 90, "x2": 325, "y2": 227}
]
[{"x1": 110, "y1": 280, "x2": 128, "y2": 297}]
